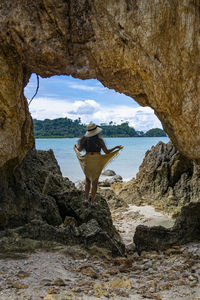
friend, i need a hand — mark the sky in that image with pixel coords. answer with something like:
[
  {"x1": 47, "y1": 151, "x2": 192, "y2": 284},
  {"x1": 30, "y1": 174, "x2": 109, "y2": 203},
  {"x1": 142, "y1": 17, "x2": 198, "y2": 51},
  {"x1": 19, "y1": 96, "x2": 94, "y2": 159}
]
[{"x1": 24, "y1": 74, "x2": 162, "y2": 132}]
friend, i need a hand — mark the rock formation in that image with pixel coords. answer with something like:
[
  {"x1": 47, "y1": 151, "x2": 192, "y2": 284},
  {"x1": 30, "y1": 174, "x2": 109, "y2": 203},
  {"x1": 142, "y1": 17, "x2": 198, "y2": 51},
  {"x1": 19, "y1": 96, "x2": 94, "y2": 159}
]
[
  {"x1": 134, "y1": 202, "x2": 200, "y2": 254},
  {"x1": 111, "y1": 141, "x2": 200, "y2": 251},
  {"x1": 0, "y1": 0, "x2": 200, "y2": 253},
  {"x1": 112, "y1": 141, "x2": 200, "y2": 216},
  {"x1": 0, "y1": 149, "x2": 125, "y2": 256},
  {"x1": 0, "y1": 49, "x2": 34, "y2": 170},
  {"x1": 0, "y1": 0, "x2": 200, "y2": 171}
]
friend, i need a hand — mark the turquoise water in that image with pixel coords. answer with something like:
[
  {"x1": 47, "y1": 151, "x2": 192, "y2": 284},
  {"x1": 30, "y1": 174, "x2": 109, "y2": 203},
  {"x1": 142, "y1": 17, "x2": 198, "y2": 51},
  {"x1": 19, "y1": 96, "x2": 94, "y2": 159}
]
[{"x1": 35, "y1": 137, "x2": 169, "y2": 183}]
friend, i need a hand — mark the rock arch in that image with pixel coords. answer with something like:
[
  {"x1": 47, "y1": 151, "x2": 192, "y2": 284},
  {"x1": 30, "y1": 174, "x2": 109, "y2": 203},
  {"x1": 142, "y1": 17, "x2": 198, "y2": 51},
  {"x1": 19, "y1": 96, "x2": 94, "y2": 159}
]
[{"x1": 0, "y1": 0, "x2": 200, "y2": 170}]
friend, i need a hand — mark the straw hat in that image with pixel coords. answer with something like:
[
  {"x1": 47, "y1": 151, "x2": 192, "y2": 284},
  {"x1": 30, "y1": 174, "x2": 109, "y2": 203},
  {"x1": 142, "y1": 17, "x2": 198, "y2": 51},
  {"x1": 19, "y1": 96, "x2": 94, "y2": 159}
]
[{"x1": 85, "y1": 123, "x2": 102, "y2": 137}]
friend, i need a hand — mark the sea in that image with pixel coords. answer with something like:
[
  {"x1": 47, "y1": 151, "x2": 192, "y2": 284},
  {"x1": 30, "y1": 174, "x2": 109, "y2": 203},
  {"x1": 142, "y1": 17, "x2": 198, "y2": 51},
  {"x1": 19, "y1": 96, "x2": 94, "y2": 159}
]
[{"x1": 35, "y1": 137, "x2": 169, "y2": 184}]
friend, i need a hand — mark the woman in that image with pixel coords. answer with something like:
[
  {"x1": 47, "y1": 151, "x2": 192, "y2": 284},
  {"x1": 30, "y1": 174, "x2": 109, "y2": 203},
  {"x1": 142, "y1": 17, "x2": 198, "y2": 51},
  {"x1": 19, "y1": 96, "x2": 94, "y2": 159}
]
[{"x1": 74, "y1": 123, "x2": 123, "y2": 207}]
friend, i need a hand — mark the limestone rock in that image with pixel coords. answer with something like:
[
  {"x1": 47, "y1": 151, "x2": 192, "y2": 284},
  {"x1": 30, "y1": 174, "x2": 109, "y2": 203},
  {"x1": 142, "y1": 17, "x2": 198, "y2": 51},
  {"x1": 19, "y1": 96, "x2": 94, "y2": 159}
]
[
  {"x1": 99, "y1": 188, "x2": 127, "y2": 210},
  {"x1": 0, "y1": 49, "x2": 34, "y2": 170},
  {"x1": 134, "y1": 202, "x2": 200, "y2": 253},
  {"x1": 112, "y1": 141, "x2": 200, "y2": 215},
  {"x1": 0, "y1": 0, "x2": 200, "y2": 172},
  {"x1": 0, "y1": 0, "x2": 200, "y2": 258},
  {"x1": 0, "y1": 149, "x2": 125, "y2": 256}
]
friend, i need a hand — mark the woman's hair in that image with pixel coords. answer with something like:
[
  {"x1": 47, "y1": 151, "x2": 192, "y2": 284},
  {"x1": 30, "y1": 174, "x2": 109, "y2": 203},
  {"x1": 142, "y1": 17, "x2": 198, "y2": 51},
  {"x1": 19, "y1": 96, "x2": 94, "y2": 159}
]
[
  {"x1": 78, "y1": 134, "x2": 102, "y2": 152},
  {"x1": 78, "y1": 136, "x2": 87, "y2": 149}
]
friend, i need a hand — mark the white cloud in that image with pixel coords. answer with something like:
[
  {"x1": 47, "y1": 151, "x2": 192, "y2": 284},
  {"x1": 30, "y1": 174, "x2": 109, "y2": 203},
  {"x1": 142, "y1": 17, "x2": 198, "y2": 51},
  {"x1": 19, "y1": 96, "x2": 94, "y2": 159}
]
[
  {"x1": 66, "y1": 82, "x2": 106, "y2": 93},
  {"x1": 67, "y1": 83, "x2": 96, "y2": 91},
  {"x1": 68, "y1": 99, "x2": 100, "y2": 115},
  {"x1": 91, "y1": 106, "x2": 162, "y2": 131},
  {"x1": 29, "y1": 97, "x2": 162, "y2": 131}
]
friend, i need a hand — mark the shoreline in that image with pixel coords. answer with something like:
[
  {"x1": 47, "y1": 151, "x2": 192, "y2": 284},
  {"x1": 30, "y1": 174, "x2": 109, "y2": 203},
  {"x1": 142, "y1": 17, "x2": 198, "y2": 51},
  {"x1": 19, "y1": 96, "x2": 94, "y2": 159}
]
[
  {"x1": 73, "y1": 175, "x2": 134, "y2": 186},
  {"x1": 35, "y1": 136, "x2": 167, "y2": 139}
]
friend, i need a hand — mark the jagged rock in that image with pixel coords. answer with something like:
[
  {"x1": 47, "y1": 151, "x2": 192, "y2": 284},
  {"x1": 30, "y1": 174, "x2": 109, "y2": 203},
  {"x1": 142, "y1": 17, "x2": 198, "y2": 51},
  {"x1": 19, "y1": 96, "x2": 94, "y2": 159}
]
[
  {"x1": 134, "y1": 202, "x2": 200, "y2": 253},
  {"x1": 0, "y1": 149, "x2": 125, "y2": 256},
  {"x1": 112, "y1": 141, "x2": 200, "y2": 215},
  {"x1": 0, "y1": 1, "x2": 200, "y2": 172},
  {"x1": 102, "y1": 170, "x2": 116, "y2": 176},
  {"x1": 99, "y1": 189, "x2": 128, "y2": 210}
]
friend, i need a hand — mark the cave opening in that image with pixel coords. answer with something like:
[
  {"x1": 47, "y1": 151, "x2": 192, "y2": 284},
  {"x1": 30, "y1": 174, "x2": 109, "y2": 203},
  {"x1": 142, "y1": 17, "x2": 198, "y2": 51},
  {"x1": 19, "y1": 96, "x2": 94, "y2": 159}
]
[
  {"x1": 24, "y1": 73, "x2": 173, "y2": 249},
  {"x1": 24, "y1": 73, "x2": 167, "y2": 183}
]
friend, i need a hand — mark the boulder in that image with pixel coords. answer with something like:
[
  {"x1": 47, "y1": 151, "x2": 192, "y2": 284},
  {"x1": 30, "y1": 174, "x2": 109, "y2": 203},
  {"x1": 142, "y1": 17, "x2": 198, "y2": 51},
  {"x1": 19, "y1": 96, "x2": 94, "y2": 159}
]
[
  {"x1": 102, "y1": 170, "x2": 116, "y2": 176},
  {"x1": 134, "y1": 202, "x2": 200, "y2": 254}
]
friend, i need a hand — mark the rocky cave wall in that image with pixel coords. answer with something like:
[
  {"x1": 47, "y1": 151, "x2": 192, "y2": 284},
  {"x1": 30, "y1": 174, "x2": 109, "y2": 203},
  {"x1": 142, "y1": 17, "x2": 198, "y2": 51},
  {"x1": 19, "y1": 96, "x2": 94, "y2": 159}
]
[{"x1": 0, "y1": 0, "x2": 200, "y2": 171}]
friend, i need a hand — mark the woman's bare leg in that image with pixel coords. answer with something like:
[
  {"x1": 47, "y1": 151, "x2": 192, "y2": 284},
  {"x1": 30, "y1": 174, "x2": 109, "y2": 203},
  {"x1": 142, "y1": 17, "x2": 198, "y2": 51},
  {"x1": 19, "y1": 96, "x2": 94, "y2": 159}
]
[
  {"x1": 85, "y1": 177, "x2": 91, "y2": 202},
  {"x1": 91, "y1": 177, "x2": 99, "y2": 204}
]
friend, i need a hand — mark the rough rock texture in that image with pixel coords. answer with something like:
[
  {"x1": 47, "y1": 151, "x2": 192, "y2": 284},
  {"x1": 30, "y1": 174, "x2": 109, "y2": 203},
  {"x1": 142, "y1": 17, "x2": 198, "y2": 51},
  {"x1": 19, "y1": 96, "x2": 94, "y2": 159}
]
[
  {"x1": 0, "y1": 0, "x2": 200, "y2": 170},
  {"x1": 134, "y1": 202, "x2": 200, "y2": 253},
  {"x1": 0, "y1": 48, "x2": 34, "y2": 170},
  {"x1": 110, "y1": 141, "x2": 200, "y2": 252},
  {"x1": 112, "y1": 141, "x2": 200, "y2": 216},
  {"x1": 0, "y1": 149, "x2": 125, "y2": 256}
]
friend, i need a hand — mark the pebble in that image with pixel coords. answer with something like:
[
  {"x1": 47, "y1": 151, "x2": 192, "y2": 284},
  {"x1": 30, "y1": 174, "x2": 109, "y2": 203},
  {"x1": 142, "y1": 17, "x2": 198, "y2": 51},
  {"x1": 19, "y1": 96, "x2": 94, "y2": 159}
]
[
  {"x1": 53, "y1": 278, "x2": 65, "y2": 286},
  {"x1": 17, "y1": 271, "x2": 30, "y2": 278},
  {"x1": 40, "y1": 279, "x2": 52, "y2": 286},
  {"x1": 9, "y1": 281, "x2": 29, "y2": 289},
  {"x1": 48, "y1": 287, "x2": 57, "y2": 294}
]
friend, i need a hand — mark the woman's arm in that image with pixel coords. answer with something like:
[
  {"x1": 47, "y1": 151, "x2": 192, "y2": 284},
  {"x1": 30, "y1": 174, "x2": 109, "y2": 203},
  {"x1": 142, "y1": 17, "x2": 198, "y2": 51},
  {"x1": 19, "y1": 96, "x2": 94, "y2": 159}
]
[
  {"x1": 100, "y1": 139, "x2": 123, "y2": 154},
  {"x1": 75, "y1": 144, "x2": 84, "y2": 152}
]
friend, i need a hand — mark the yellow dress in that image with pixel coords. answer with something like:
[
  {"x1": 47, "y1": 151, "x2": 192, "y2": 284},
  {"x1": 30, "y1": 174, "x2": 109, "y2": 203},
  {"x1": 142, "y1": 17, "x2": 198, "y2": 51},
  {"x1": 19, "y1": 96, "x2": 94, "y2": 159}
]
[{"x1": 74, "y1": 145, "x2": 121, "y2": 182}]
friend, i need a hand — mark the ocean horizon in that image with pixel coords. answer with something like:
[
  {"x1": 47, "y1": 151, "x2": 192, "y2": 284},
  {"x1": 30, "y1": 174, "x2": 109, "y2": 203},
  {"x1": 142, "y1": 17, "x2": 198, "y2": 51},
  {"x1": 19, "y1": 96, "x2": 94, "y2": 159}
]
[{"x1": 35, "y1": 137, "x2": 169, "y2": 183}]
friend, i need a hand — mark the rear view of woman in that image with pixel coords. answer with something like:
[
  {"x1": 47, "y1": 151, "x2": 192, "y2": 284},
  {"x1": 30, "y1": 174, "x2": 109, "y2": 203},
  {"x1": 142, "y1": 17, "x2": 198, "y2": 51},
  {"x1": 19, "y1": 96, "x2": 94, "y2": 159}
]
[{"x1": 74, "y1": 123, "x2": 123, "y2": 207}]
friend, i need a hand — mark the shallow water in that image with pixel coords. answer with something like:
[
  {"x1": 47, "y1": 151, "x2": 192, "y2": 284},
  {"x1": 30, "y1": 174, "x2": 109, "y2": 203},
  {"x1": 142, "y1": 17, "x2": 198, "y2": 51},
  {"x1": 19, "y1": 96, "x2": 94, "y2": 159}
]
[{"x1": 36, "y1": 137, "x2": 169, "y2": 183}]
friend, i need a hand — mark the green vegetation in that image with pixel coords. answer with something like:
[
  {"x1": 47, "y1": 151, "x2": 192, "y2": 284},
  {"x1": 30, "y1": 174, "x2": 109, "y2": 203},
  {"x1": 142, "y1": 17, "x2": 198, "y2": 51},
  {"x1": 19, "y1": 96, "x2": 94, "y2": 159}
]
[
  {"x1": 33, "y1": 118, "x2": 166, "y2": 138},
  {"x1": 100, "y1": 122, "x2": 138, "y2": 137},
  {"x1": 144, "y1": 128, "x2": 167, "y2": 137},
  {"x1": 33, "y1": 118, "x2": 86, "y2": 138}
]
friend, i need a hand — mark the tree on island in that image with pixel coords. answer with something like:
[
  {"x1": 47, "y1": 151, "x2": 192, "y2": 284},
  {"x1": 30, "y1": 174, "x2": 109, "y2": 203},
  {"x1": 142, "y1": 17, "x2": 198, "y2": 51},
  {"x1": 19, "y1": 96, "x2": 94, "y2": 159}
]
[
  {"x1": 144, "y1": 128, "x2": 167, "y2": 137},
  {"x1": 33, "y1": 117, "x2": 166, "y2": 138}
]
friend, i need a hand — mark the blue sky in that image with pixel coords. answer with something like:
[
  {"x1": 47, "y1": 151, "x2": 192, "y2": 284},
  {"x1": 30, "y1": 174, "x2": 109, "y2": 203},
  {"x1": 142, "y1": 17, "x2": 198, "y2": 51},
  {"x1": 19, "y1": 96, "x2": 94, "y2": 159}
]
[{"x1": 24, "y1": 74, "x2": 162, "y2": 131}]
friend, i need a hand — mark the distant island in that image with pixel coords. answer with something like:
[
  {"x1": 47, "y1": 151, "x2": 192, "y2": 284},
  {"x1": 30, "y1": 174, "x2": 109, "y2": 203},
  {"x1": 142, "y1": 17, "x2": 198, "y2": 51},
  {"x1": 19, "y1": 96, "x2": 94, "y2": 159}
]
[{"x1": 33, "y1": 118, "x2": 167, "y2": 138}]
